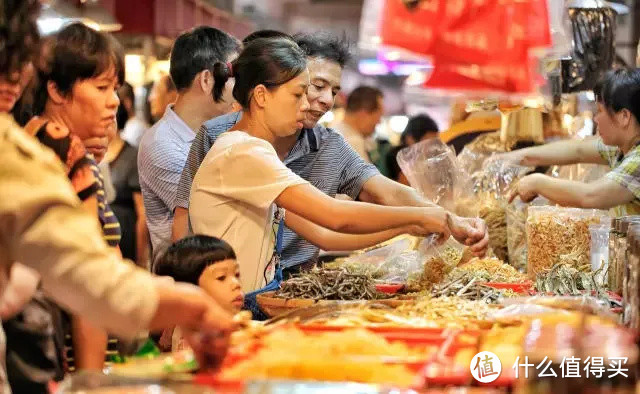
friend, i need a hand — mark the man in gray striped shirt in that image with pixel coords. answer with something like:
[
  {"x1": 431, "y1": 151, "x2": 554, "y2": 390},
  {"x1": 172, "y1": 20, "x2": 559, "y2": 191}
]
[
  {"x1": 173, "y1": 33, "x2": 489, "y2": 274},
  {"x1": 138, "y1": 27, "x2": 240, "y2": 252}
]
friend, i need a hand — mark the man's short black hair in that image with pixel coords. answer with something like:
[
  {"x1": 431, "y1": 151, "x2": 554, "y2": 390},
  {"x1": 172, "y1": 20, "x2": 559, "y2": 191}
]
[
  {"x1": 169, "y1": 26, "x2": 240, "y2": 99},
  {"x1": 153, "y1": 235, "x2": 236, "y2": 286},
  {"x1": 293, "y1": 32, "x2": 351, "y2": 68},
  {"x1": 401, "y1": 114, "x2": 439, "y2": 145},
  {"x1": 243, "y1": 29, "x2": 291, "y2": 45},
  {"x1": 346, "y1": 86, "x2": 383, "y2": 113}
]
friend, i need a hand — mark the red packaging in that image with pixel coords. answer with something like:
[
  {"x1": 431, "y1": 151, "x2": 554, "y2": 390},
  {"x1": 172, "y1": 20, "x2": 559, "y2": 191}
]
[
  {"x1": 425, "y1": 59, "x2": 534, "y2": 93},
  {"x1": 432, "y1": 0, "x2": 533, "y2": 65},
  {"x1": 380, "y1": 0, "x2": 444, "y2": 54}
]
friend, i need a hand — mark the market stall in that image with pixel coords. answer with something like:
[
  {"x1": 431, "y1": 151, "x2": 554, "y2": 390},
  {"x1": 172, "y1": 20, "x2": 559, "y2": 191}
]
[{"x1": 52, "y1": 0, "x2": 640, "y2": 393}]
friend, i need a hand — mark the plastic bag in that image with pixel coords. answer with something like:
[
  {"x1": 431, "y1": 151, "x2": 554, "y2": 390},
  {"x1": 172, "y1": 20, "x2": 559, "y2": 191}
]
[
  {"x1": 506, "y1": 198, "x2": 528, "y2": 271},
  {"x1": 563, "y1": 5, "x2": 616, "y2": 93},
  {"x1": 375, "y1": 251, "x2": 423, "y2": 284},
  {"x1": 406, "y1": 236, "x2": 467, "y2": 292},
  {"x1": 549, "y1": 162, "x2": 609, "y2": 183},
  {"x1": 527, "y1": 206, "x2": 609, "y2": 278},
  {"x1": 397, "y1": 138, "x2": 460, "y2": 211},
  {"x1": 456, "y1": 157, "x2": 531, "y2": 262},
  {"x1": 499, "y1": 295, "x2": 615, "y2": 319}
]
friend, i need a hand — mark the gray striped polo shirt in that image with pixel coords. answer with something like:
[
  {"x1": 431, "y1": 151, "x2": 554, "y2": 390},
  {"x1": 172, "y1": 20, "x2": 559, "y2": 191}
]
[
  {"x1": 175, "y1": 111, "x2": 380, "y2": 268},
  {"x1": 138, "y1": 105, "x2": 195, "y2": 252}
]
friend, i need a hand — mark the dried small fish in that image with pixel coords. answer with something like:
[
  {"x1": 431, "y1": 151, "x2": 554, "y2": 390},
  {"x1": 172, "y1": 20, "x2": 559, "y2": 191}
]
[
  {"x1": 276, "y1": 266, "x2": 386, "y2": 301},
  {"x1": 431, "y1": 272, "x2": 519, "y2": 304},
  {"x1": 534, "y1": 263, "x2": 606, "y2": 300}
]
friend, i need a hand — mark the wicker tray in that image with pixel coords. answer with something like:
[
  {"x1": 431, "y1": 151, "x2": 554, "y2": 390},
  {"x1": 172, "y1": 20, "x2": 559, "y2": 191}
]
[{"x1": 256, "y1": 291, "x2": 410, "y2": 318}]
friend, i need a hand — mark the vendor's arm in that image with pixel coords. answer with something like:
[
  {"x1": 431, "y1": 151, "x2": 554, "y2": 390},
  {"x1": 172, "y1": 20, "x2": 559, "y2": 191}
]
[
  {"x1": 357, "y1": 174, "x2": 489, "y2": 255},
  {"x1": 502, "y1": 138, "x2": 607, "y2": 167},
  {"x1": 508, "y1": 173, "x2": 633, "y2": 209},
  {"x1": 284, "y1": 211, "x2": 413, "y2": 251}
]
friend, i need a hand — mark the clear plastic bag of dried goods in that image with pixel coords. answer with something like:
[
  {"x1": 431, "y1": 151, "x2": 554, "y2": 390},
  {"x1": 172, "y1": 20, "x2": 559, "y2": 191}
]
[
  {"x1": 526, "y1": 206, "x2": 609, "y2": 279},
  {"x1": 406, "y1": 236, "x2": 469, "y2": 292},
  {"x1": 459, "y1": 157, "x2": 531, "y2": 262},
  {"x1": 375, "y1": 251, "x2": 423, "y2": 284},
  {"x1": 326, "y1": 236, "x2": 416, "y2": 278},
  {"x1": 397, "y1": 138, "x2": 461, "y2": 212},
  {"x1": 497, "y1": 295, "x2": 616, "y2": 319},
  {"x1": 506, "y1": 198, "x2": 528, "y2": 271}
]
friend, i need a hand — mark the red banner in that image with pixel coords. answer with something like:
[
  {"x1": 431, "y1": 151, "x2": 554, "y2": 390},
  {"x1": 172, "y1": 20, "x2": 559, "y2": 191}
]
[{"x1": 380, "y1": 0, "x2": 550, "y2": 93}]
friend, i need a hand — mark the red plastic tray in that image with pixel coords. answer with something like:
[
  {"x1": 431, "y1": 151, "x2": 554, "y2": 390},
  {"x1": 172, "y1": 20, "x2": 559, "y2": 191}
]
[
  {"x1": 484, "y1": 281, "x2": 533, "y2": 294},
  {"x1": 196, "y1": 325, "x2": 483, "y2": 390},
  {"x1": 375, "y1": 283, "x2": 405, "y2": 294}
]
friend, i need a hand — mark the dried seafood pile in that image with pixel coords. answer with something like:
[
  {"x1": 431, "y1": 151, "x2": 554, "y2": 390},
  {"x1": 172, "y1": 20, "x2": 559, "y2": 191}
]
[
  {"x1": 506, "y1": 200, "x2": 528, "y2": 271},
  {"x1": 527, "y1": 207, "x2": 605, "y2": 278},
  {"x1": 535, "y1": 263, "x2": 605, "y2": 297},
  {"x1": 478, "y1": 196, "x2": 508, "y2": 262},
  {"x1": 406, "y1": 245, "x2": 463, "y2": 292},
  {"x1": 431, "y1": 273, "x2": 519, "y2": 303},
  {"x1": 450, "y1": 257, "x2": 527, "y2": 283},
  {"x1": 276, "y1": 267, "x2": 384, "y2": 301},
  {"x1": 395, "y1": 296, "x2": 497, "y2": 327}
]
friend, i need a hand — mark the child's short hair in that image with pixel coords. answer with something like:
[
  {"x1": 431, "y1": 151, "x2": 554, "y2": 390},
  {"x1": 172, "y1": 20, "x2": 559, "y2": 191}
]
[{"x1": 153, "y1": 235, "x2": 236, "y2": 285}]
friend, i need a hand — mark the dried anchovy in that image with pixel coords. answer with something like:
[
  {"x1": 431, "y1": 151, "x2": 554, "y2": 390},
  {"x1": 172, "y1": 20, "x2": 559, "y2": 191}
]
[
  {"x1": 275, "y1": 267, "x2": 386, "y2": 301},
  {"x1": 430, "y1": 272, "x2": 518, "y2": 304},
  {"x1": 535, "y1": 263, "x2": 606, "y2": 300}
]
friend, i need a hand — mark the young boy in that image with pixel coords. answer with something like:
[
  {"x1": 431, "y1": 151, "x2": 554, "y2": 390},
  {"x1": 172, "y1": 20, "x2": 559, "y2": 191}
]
[{"x1": 153, "y1": 235, "x2": 244, "y2": 350}]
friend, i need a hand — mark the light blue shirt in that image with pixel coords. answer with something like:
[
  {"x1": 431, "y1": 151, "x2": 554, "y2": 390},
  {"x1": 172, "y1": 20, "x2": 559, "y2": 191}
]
[{"x1": 138, "y1": 105, "x2": 195, "y2": 251}]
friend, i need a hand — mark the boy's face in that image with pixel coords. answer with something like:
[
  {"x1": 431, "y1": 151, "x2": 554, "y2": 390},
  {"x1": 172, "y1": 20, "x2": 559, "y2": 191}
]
[{"x1": 198, "y1": 259, "x2": 244, "y2": 313}]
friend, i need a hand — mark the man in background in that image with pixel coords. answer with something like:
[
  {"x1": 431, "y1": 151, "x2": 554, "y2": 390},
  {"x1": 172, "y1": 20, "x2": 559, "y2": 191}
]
[
  {"x1": 138, "y1": 27, "x2": 240, "y2": 252},
  {"x1": 334, "y1": 86, "x2": 384, "y2": 163},
  {"x1": 148, "y1": 75, "x2": 177, "y2": 123}
]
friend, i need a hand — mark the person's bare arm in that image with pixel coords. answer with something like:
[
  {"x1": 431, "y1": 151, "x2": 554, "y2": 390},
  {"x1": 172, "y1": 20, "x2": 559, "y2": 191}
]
[
  {"x1": 358, "y1": 174, "x2": 439, "y2": 207},
  {"x1": 172, "y1": 207, "x2": 190, "y2": 242},
  {"x1": 133, "y1": 192, "x2": 150, "y2": 268},
  {"x1": 275, "y1": 183, "x2": 449, "y2": 237},
  {"x1": 357, "y1": 175, "x2": 489, "y2": 256},
  {"x1": 285, "y1": 211, "x2": 413, "y2": 251},
  {"x1": 502, "y1": 138, "x2": 606, "y2": 167},
  {"x1": 72, "y1": 317, "x2": 109, "y2": 370},
  {"x1": 509, "y1": 173, "x2": 634, "y2": 209}
]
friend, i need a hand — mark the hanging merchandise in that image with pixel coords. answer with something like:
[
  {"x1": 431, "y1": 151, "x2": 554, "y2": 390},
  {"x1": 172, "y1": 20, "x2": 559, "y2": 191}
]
[
  {"x1": 425, "y1": 59, "x2": 534, "y2": 94},
  {"x1": 563, "y1": 0, "x2": 616, "y2": 93},
  {"x1": 431, "y1": 0, "x2": 547, "y2": 66},
  {"x1": 379, "y1": 0, "x2": 443, "y2": 55}
]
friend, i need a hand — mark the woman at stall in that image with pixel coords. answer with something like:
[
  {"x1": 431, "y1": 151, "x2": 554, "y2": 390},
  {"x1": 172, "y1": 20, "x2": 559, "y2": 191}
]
[
  {"x1": 25, "y1": 22, "x2": 124, "y2": 371},
  {"x1": 190, "y1": 37, "x2": 458, "y2": 314},
  {"x1": 507, "y1": 68, "x2": 640, "y2": 217}
]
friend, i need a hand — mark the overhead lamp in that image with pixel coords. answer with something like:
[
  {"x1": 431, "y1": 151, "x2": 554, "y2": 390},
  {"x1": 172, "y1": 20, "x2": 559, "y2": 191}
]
[{"x1": 48, "y1": 0, "x2": 122, "y2": 32}]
